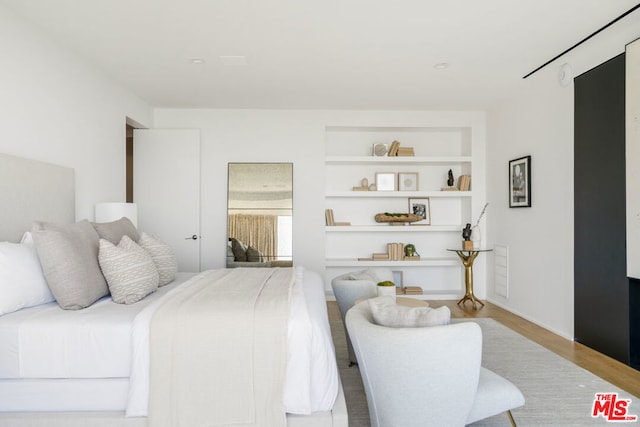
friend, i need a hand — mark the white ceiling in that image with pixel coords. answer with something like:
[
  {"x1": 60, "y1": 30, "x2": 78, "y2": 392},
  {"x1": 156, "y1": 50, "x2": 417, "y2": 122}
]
[{"x1": 3, "y1": 0, "x2": 640, "y2": 109}]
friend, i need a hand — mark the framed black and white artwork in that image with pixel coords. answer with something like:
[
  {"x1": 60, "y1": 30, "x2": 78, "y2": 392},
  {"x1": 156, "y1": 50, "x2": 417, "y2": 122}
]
[
  {"x1": 408, "y1": 197, "x2": 431, "y2": 225},
  {"x1": 509, "y1": 155, "x2": 531, "y2": 208}
]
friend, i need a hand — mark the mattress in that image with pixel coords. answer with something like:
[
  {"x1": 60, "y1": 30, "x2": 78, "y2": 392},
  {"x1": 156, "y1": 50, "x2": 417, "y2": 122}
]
[{"x1": 0, "y1": 267, "x2": 338, "y2": 415}]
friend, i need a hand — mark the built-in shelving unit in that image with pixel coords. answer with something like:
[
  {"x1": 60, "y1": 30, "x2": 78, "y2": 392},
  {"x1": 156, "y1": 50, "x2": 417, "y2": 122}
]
[{"x1": 324, "y1": 122, "x2": 485, "y2": 299}]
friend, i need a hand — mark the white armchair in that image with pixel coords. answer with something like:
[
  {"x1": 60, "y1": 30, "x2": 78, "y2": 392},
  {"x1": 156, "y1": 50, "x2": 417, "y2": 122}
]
[
  {"x1": 331, "y1": 268, "x2": 394, "y2": 365},
  {"x1": 346, "y1": 301, "x2": 525, "y2": 426}
]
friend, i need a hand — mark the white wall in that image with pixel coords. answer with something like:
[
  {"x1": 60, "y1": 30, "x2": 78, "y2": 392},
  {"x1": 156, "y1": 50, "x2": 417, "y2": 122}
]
[
  {"x1": 153, "y1": 110, "x2": 486, "y2": 292},
  {"x1": 486, "y1": 23, "x2": 640, "y2": 339},
  {"x1": 0, "y1": 5, "x2": 153, "y2": 221}
]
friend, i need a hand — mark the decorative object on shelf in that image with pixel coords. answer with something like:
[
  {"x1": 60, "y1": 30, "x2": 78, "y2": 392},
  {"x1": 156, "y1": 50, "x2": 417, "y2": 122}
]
[
  {"x1": 372, "y1": 143, "x2": 388, "y2": 156},
  {"x1": 374, "y1": 212, "x2": 422, "y2": 224},
  {"x1": 368, "y1": 183, "x2": 377, "y2": 191},
  {"x1": 353, "y1": 177, "x2": 370, "y2": 191},
  {"x1": 471, "y1": 202, "x2": 488, "y2": 249},
  {"x1": 404, "y1": 243, "x2": 418, "y2": 257},
  {"x1": 376, "y1": 281, "x2": 396, "y2": 300},
  {"x1": 509, "y1": 155, "x2": 531, "y2": 208},
  {"x1": 388, "y1": 140, "x2": 401, "y2": 156},
  {"x1": 442, "y1": 169, "x2": 460, "y2": 191},
  {"x1": 407, "y1": 198, "x2": 431, "y2": 225},
  {"x1": 375, "y1": 172, "x2": 396, "y2": 191},
  {"x1": 404, "y1": 243, "x2": 420, "y2": 261},
  {"x1": 458, "y1": 174, "x2": 471, "y2": 191},
  {"x1": 398, "y1": 172, "x2": 419, "y2": 191},
  {"x1": 462, "y1": 223, "x2": 473, "y2": 250}
]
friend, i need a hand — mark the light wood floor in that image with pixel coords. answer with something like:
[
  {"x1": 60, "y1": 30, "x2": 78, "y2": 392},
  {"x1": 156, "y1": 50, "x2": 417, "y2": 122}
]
[{"x1": 328, "y1": 299, "x2": 640, "y2": 397}]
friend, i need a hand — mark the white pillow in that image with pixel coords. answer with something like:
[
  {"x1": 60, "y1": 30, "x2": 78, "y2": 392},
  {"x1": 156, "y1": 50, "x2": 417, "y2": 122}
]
[
  {"x1": 137, "y1": 232, "x2": 177, "y2": 286},
  {"x1": 369, "y1": 296, "x2": 451, "y2": 328},
  {"x1": 0, "y1": 241, "x2": 55, "y2": 316},
  {"x1": 347, "y1": 268, "x2": 394, "y2": 284},
  {"x1": 98, "y1": 236, "x2": 159, "y2": 304}
]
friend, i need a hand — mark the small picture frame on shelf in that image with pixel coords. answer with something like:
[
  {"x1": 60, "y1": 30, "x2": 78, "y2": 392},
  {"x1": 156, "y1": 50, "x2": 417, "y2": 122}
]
[
  {"x1": 392, "y1": 270, "x2": 404, "y2": 287},
  {"x1": 398, "y1": 172, "x2": 419, "y2": 191},
  {"x1": 375, "y1": 172, "x2": 396, "y2": 191},
  {"x1": 509, "y1": 155, "x2": 531, "y2": 208},
  {"x1": 408, "y1": 197, "x2": 431, "y2": 225}
]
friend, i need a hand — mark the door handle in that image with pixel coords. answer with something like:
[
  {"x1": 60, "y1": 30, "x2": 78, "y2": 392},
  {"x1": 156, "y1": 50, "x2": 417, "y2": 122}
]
[{"x1": 185, "y1": 235, "x2": 199, "y2": 240}]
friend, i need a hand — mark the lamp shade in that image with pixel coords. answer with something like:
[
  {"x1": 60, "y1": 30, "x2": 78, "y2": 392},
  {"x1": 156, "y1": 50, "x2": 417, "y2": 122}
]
[{"x1": 95, "y1": 203, "x2": 138, "y2": 227}]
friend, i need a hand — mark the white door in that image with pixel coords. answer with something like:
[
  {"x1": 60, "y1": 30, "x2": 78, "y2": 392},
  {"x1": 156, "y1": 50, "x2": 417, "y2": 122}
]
[{"x1": 134, "y1": 129, "x2": 201, "y2": 272}]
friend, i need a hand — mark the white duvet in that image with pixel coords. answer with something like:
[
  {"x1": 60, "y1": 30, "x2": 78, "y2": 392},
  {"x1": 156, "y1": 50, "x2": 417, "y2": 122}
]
[{"x1": 0, "y1": 267, "x2": 339, "y2": 415}]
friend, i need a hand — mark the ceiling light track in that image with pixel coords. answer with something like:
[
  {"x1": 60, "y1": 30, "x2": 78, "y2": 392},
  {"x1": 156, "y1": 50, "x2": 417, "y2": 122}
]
[{"x1": 523, "y1": 2, "x2": 640, "y2": 79}]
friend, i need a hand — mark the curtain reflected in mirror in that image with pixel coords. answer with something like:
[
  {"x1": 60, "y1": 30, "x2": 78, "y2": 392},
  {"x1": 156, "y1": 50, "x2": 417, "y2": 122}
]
[{"x1": 227, "y1": 163, "x2": 293, "y2": 268}]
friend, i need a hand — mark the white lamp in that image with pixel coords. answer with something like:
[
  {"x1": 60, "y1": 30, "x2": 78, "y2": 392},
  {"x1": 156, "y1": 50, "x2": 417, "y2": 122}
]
[{"x1": 95, "y1": 202, "x2": 138, "y2": 227}]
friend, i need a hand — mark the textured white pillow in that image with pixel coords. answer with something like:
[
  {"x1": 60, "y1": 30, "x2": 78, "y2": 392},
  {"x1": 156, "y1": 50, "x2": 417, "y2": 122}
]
[
  {"x1": 98, "y1": 236, "x2": 159, "y2": 304},
  {"x1": 369, "y1": 296, "x2": 451, "y2": 328},
  {"x1": 347, "y1": 268, "x2": 394, "y2": 284},
  {"x1": 137, "y1": 232, "x2": 177, "y2": 286},
  {"x1": 0, "y1": 241, "x2": 55, "y2": 315}
]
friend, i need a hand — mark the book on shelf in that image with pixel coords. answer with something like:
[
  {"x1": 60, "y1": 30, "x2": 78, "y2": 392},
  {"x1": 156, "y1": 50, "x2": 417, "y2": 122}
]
[
  {"x1": 358, "y1": 257, "x2": 373, "y2": 261},
  {"x1": 325, "y1": 209, "x2": 335, "y2": 226},
  {"x1": 372, "y1": 253, "x2": 390, "y2": 260},
  {"x1": 352, "y1": 186, "x2": 369, "y2": 191},
  {"x1": 441, "y1": 187, "x2": 460, "y2": 191},
  {"x1": 458, "y1": 174, "x2": 471, "y2": 191},
  {"x1": 388, "y1": 140, "x2": 401, "y2": 156},
  {"x1": 386, "y1": 242, "x2": 404, "y2": 261},
  {"x1": 396, "y1": 286, "x2": 404, "y2": 295},
  {"x1": 404, "y1": 286, "x2": 423, "y2": 295},
  {"x1": 396, "y1": 147, "x2": 415, "y2": 156},
  {"x1": 334, "y1": 221, "x2": 351, "y2": 226}
]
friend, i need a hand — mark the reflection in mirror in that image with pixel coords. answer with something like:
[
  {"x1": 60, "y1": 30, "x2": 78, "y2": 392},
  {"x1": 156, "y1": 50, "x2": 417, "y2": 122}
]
[{"x1": 227, "y1": 163, "x2": 293, "y2": 268}]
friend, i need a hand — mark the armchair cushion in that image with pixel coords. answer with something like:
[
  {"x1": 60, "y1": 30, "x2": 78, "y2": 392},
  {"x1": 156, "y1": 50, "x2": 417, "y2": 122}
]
[{"x1": 368, "y1": 296, "x2": 450, "y2": 328}]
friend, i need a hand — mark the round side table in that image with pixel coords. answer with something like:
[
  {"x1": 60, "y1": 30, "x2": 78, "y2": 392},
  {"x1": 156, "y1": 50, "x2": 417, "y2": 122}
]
[{"x1": 447, "y1": 248, "x2": 492, "y2": 310}]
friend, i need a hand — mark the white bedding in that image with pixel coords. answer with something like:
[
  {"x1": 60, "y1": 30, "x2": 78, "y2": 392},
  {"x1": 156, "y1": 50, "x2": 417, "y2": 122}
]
[{"x1": 0, "y1": 267, "x2": 338, "y2": 415}]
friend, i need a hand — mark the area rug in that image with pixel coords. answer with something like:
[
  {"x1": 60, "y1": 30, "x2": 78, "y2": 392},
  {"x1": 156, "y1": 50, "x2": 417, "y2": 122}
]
[{"x1": 330, "y1": 315, "x2": 639, "y2": 426}]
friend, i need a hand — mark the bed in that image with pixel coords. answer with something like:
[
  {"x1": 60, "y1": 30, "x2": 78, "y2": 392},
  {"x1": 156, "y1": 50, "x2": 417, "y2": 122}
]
[{"x1": 0, "y1": 153, "x2": 347, "y2": 427}]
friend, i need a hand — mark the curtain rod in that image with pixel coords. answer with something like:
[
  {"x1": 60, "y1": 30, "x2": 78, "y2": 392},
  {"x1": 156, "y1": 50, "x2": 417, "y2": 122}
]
[{"x1": 523, "y1": 3, "x2": 640, "y2": 79}]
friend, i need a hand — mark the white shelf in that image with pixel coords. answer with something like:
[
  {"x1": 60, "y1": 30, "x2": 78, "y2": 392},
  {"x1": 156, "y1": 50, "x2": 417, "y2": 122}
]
[
  {"x1": 325, "y1": 258, "x2": 460, "y2": 267},
  {"x1": 326, "y1": 191, "x2": 472, "y2": 198},
  {"x1": 326, "y1": 156, "x2": 472, "y2": 164},
  {"x1": 326, "y1": 225, "x2": 461, "y2": 232}
]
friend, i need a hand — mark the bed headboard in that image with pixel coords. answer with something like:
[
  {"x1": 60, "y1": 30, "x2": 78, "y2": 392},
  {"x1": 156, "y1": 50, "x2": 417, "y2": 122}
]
[{"x1": 0, "y1": 153, "x2": 75, "y2": 242}]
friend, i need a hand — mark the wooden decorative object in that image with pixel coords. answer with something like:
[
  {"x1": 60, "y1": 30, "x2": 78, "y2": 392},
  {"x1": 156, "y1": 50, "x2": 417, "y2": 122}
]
[
  {"x1": 462, "y1": 240, "x2": 474, "y2": 250},
  {"x1": 375, "y1": 213, "x2": 422, "y2": 223}
]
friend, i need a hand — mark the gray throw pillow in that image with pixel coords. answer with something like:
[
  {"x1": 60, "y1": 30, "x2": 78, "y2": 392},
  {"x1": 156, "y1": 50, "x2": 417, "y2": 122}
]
[
  {"x1": 92, "y1": 217, "x2": 140, "y2": 245},
  {"x1": 230, "y1": 238, "x2": 248, "y2": 261},
  {"x1": 246, "y1": 246, "x2": 264, "y2": 262},
  {"x1": 31, "y1": 220, "x2": 109, "y2": 310},
  {"x1": 98, "y1": 236, "x2": 159, "y2": 304},
  {"x1": 137, "y1": 232, "x2": 177, "y2": 286},
  {"x1": 369, "y1": 296, "x2": 451, "y2": 328}
]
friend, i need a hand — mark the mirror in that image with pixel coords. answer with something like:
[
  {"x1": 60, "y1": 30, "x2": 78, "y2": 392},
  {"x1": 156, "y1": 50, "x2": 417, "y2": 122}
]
[{"x1": 227, "y1": 163, "x2": 293, "y2": 268}]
